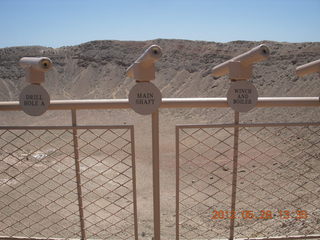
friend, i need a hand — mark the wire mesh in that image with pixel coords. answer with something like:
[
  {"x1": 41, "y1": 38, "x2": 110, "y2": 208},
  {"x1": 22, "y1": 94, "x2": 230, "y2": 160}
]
[
  {"x1": 235, "y1": 125, "x2": 320, "y2": 238},
  {"x1": 177, "y1": 126, "x2": 235, "y2": 239},
  {"x1": 0, "y1": 126, "x2": 137, "y2": 240},
  {"x1": 77, "y1": 127, "x2": 136, "y2": 240},
  {"x1": 176, "y1": 123, "x2": 320, "y2": 240},
  {"x1": 0, "y1": 128, "x2": 80, "y2": 239}
]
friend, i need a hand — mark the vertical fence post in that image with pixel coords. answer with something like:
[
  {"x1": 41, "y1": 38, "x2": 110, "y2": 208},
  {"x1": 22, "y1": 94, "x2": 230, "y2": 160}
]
[
  {"x1": 175, "y1": 126, "x2": 180, "y2": 240},
  {"x1": 152, "y1": 110, "x2": 161, "y2": 240},
  {"x1": 229, "y1": 111, "x2": 240, "y2": 240},
  {"x1": 71, "y1": 109, "x2": 86, "y2": 240},
  {"x1": 130, "y1": 126, "x2": 139, "y2": 240}
]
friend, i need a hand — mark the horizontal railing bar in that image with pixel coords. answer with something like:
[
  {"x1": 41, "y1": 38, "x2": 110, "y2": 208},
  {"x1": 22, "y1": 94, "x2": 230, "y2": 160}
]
[
  {"x1": 0, "y1": 125, "x2": 133, "y2": 130},
  {"x1": 0, "y1": 237, "x2": 102, "y2": 240},
  {"x1": 177, "y1": 121, "x2": 320, "y2": 129},
  {"x1": 235, "y1": 234, "x2": 320, "y2": 240},
  {"x1": 2, "y1": 234, "x2": 319, "y2": 240},
  {"x1": 0, "y1": 97, "x2": 319, "y2": 111},
  {"x1": 163, "y1": 97, "x2": 320, "y2": 108}
]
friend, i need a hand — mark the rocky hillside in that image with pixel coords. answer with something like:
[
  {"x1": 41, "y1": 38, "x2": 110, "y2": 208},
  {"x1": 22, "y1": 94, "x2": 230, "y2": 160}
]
[{"x1": 0, "y1": 39, "x2": 319, "y2": 102}]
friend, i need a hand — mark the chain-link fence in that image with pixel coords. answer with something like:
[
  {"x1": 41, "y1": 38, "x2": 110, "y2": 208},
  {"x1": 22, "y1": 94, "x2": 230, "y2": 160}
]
[
  {"x1": 176, "y1": 122, "x2": 320, "y2": 240},
  {"x1": 0, "y1": 125, "x2": 137, "y2": 240}
]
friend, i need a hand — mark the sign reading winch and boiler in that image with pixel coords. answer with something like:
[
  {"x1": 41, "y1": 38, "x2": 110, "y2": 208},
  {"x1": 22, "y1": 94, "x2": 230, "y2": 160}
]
[
  {"x1": 212, "y1": 45, "x2": 270, "y2": 112},
  {"x1": 127, "y1": 45, "x2": 162, "y2": 115},
  {"x1": 19, "y1": 57, "x2": 52, "y2": 116}
]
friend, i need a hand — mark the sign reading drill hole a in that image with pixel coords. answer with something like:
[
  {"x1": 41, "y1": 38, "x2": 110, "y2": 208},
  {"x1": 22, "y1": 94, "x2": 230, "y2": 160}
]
[
  {"x1": 129, "y1": 82, "x2": 162, "y2": 115},
  {"x1": 19, "y1": 84, "x2": 50, "y2": 116},
  {"x1": 227, "y1": 81, "x2": 258, "y2": 112}
]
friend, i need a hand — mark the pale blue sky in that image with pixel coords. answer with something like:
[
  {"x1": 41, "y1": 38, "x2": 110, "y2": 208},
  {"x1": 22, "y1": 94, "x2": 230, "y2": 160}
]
[{"x1": 1, "y1": 0, "x2": 319, "y2": 48}]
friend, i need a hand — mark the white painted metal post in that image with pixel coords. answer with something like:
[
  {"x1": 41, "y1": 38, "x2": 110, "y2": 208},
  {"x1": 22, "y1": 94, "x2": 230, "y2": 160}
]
[
  {"x1": 175, "y1": 126, "x2": 180, "y2": 240},
  {"x1": 71, "y1": 109, "x2": 87, "y2": 240},
  {"x1": 229, "y1": 111, "x2": 240, "y2": 240},
  {"x1": 152, "y1": 110, "x2": 161, "y2": 240},
  {"x1": 126, "y1": 45, "x2": 163, "y2": 240},
  {"x1": 130, "y1": 126, "x2": 139, "y2": 240}
]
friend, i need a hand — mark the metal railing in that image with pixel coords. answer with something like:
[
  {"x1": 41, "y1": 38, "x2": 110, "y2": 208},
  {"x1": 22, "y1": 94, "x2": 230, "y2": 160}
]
[
  {"x1": 0, "y1": 97, "x2": 320, "y2": 240},
  {"x1": 1, "y1": 97, "x2": 320, "y2": 111}
]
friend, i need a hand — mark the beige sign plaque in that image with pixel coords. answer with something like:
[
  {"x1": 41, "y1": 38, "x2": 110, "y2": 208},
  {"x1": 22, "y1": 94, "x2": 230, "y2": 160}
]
[
  {"x1": 19, "y1": 84, "x2": 50, "y2": 116},
  {"x1": 227, "y1": 81, "x2": 258, "y2": 112},
  {"x1": 129, "y1": 82, "x2": 162, "y2": 115}
]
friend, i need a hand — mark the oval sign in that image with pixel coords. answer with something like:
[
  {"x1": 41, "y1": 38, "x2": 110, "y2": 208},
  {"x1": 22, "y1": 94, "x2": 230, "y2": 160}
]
[
  {"x1": 19, "y1": 84, "x2": 50, "y2": 116},
  {"x1": 227, "y1": 81, "x2": 258, "y2": 112},
  {"x1": 129, "y1": 82, "x2": 162, "y2": 115}
]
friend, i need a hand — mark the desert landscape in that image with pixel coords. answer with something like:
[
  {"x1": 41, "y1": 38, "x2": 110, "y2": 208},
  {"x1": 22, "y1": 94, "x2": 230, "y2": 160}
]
[{"x1": 0, "y1": 39, "x2": 319, "y2": 239}]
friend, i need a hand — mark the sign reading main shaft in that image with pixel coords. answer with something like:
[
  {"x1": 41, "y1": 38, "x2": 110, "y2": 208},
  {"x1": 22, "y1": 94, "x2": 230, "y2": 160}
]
[{"x1": 129, "y1": 82, "x2": 161, "y2": 115}]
